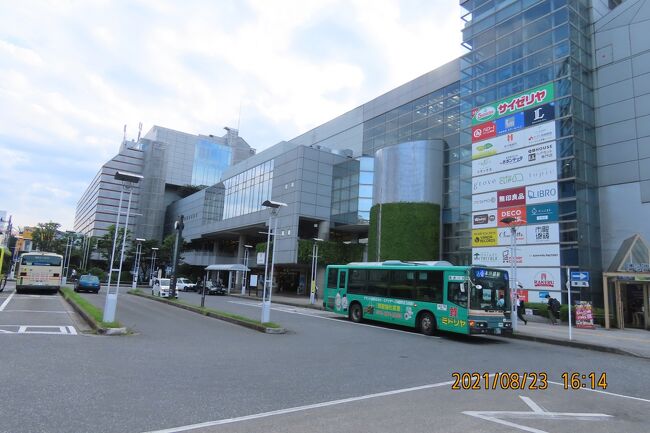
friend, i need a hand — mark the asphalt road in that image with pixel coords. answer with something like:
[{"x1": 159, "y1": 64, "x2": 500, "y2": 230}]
[{"x1": 0, "y1": 288, "x2": 648, "y2": 433}]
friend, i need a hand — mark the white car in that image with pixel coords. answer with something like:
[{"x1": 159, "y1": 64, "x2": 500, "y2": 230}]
[
  {"x1": 151, "y1": 278, "x2": 177, "y2": 298},
  {"x1": 176, "y1": 278, "x2": 196, "y2": 292}
]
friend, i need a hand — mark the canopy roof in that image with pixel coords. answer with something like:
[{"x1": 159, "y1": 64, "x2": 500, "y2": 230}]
[
  {"x1": 204, "y1": 264, "x2": 250, "y2": 272},
  {"x1": 607, "y1": 234, "x2": 650, "y2": 273}
]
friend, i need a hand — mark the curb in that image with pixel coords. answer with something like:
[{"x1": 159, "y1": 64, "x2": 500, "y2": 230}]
[
  {"x1": 228, "y1": 293, "x2": 324, "y2": 311},
  {"x1": 129, "y1": 291, "x2": 286, "y2": 334},
  {"x1": 58, "y1": 289, "x2": 128, "y2": 336},
  {"x1": 509, "y1": 332, "x2": 650, "y2": 360}
]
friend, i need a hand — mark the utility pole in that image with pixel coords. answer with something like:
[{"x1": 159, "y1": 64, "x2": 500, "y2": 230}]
[{"x1": 169, "y1": 215, "x2": 184, "y2": 298}]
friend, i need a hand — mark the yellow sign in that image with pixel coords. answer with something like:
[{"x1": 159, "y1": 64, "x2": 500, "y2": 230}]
[
  {"x1": 442, "y1": 317, "x2": 467, "y2": 327},
  {"x1": 472, "y1": 228, "x2": 498, "y2": 247}
]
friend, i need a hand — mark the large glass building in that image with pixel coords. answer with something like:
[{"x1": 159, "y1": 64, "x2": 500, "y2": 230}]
[{"x1": 77, "y1": 0, "x2": 650, "y2": 328}]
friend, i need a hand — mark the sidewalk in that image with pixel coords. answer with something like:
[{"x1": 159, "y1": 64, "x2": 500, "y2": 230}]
[
  {"x1": 511, "y1": 320, "x2": 650, "y2": 359},
  {"x1": 228, "y1": 292, "x2": 650, "y2": 360}
]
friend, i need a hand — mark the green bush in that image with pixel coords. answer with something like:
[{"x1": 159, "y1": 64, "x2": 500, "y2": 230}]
[
  {"x1": 86, "y1": 267, "x2": 107, "y2": 282},
  {"x1": 368, "y1": 202, "x2": 440, "y2": 261}
]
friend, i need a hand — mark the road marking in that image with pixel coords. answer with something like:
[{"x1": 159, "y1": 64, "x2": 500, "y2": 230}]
[
  {"x1": 0, "y1": 325, "x2": 79, "y2": 335},
  {"x1": 463, "y1": 395, "x2": 612, "y2": 433},
  {"x1": 227, "y1": 300, "x2": 442, "y2": 338},
  {"x1": 0, "y1": 291, "x2": 15, "y2": 311},
  {"x1": 3, "y1": 310, "x2": 68, "y2": 313},
  {"x1": 142, "y1": 380, "x2": 455, "y2": 433},
  {"x1": 548, "y1": 380, "x2": 650, "y2": 403}
]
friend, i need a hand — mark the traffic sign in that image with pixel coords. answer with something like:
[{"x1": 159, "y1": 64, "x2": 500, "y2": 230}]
[
  {"x1": 571, "y1": 271, "x2": 589, "y2": 281},
  {"x1": 571, "y1": 280, "x2": 589, "y2": 287}
]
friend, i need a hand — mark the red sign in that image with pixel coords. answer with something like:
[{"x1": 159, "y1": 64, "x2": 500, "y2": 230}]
[
  {"x1": 497, "y1": 187, "x2": 526, "y2": 208},
  {"x1": 517, "y1": 290, "x2": 529, "y2": 303},
  {"x1": 472, "y1": 122, "x2": 496, "y2": 143},
  {"x1": 497, "y1": 206, "x2": 527, "y2": 226}
]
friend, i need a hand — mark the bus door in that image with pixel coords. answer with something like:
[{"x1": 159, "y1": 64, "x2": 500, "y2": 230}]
[
  {"x1": 439, "y1": 271, "x2": 469, "y2": 333},
  {"x1": 325, "y1": 267, "x2": 347, "y2": 312},
  {"x1": 334, "y1": 269, "x2": 348, "y2": 312}
]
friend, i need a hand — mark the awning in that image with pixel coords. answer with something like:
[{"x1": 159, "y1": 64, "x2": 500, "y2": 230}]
[{"x1": 204, "y1": 264, "x2": 250, "y2": 272}]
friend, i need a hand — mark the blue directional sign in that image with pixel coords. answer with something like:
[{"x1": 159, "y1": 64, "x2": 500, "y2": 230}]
[
  {"x1": 571, "y1": 271, "x2": 590, "y2": 287},
  {"x1": 571, "y1": 271, "x2": 590, "y2": 281}
]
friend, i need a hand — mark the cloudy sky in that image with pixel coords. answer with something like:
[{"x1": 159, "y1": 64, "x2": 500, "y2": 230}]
[{"x1": 0, "y1": 0, "x2": 463, "y2": 231}]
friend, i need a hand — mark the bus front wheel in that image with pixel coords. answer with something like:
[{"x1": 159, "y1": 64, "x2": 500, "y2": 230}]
[
  {"x1": 418, "y1": 311, "x2": 437, "y2": 336},
  {"x1": 349, "y1": 303, "x2": 363, "y2": 323}
]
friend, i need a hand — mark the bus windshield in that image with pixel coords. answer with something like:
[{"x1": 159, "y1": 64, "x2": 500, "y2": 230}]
[
  {"x1": 21, "y1": 255, "x2": 63, "y2": 266},
  {"x1": 469, "y1": 267, "x2": 509, "y2": 311}
]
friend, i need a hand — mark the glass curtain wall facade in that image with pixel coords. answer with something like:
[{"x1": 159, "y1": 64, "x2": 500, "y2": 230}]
[
  {"x1": 459, "y1": 0, "x2": 601, "y2": 301},
  {"x1": 192, "y1": 138, "x2": 232, "y2": 186},
  {"x1": 222, "y1": 160, "x2": 274, "y2": 220},
  {"x1": 331, "y1": 156, "x2": 374, "y2": 226}
]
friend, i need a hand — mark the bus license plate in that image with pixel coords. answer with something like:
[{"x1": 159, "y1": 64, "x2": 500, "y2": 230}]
[{"x1": 494, "y1": 328, "x2": 501, "y2": 335}]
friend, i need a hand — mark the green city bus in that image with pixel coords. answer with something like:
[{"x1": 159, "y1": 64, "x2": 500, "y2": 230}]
[{"x1": 324, "y1": 261, "x2": 512, "y2": 336}]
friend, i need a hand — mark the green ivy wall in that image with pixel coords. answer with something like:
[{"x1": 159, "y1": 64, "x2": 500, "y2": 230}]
[{"x1": 367, "y1": 202, "x2": 440, "y2": 262}]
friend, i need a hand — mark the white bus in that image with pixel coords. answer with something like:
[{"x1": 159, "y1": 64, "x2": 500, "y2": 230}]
[{"x1": 16, "y1": 252, "x2": 64, "y2": 294}]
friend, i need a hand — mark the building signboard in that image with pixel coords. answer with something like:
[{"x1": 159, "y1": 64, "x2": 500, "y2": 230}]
[
  {"x1": 527, "y1": 202, "x2": 559, "y2": 224},
  {"x1": 524, "y1": 102, "x2": 555, "y2": 126},
  {"x1": 471, "y1": 228, "x2": 498, "y2": 247},
  {"x1": 526, "y1": 182, "x2": 558, "y2": 205},
  {"x1": 472, "y1": 244, "x2": 561, "y2": 267},
  {"x1": 496, "y1": 112, "x2": 525, "y2": 135},
  {"x1": 525, "y1": 223, "x2": 559, "y2": 244},
  {"x1": 472, "y1": 191, "x2": 498, "y2": 212},
  {"x1": 497, "y1": 226, "x2": 526, "y2": 245},
  {"x1": 508, "y1": 267, "x2": 562, "y2": 300},
  {"x1": 472, "y1": 141, "x2": 556, "y2": 176},
  {"x1": 471, "y1": 83, "x2": 555, "y2": 125},
  {"x1": 472, "y1": 161, "x2": 558, "y2": 194},
  {"x1": 497, "y1": 186, "x2": 526, "y2": 208},
  {"x1": 497, "y1": 206, "x2": 527, "y2": 226},
  {"x1": 471, "y1": 122, "x2": 497, "y2": 143},
  {"x1": 472, "y1": 122, "x2": 556, "y2": 159},
  {"x1": 472, "y1": 209, "x2": 498, "y2": 229}
]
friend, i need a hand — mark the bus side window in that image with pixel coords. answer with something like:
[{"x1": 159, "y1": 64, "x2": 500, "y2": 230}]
[
  {"x1": 448, "y1": 282, "x2": 467, "y2": 307},
  {"x1": 348, "y1": 269, "x2": 367, "y2": 294},
  {"x1": 415, "y1": 271, "x2": 443, "y2": 303},
  {"x1": 327, "y1": 268, "x2": 338, "y2": 288}
]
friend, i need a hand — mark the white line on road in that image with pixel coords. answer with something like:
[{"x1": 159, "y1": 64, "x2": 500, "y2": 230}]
[
  {"x1": 227, "y1": 300, "x2": 442, "y2": 338},
  {"x1": 548, "y1": 380, "x2": 650, "y2": 403},
  {"x1": 0, "y1": 291, "x2": 15, "y2": 311},
  {"x1": 3, "y1": 310, "x2": 68, "y2": 313},
  {"x1": 142, "y1": 380, "x2": 455, "y2": 433}
]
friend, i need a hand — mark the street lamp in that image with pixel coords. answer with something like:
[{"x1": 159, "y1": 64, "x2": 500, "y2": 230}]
[
  {"x1": 132, "y1": 238, "x2": 145, "y2": 289},
  {"x1": 242, "y1": 244, "x2": 253, "y2": 295},
  {"x1": 149, "y1": 247, "x2": 159, "y2": 286},
  {"x1": 310, "y1": 238, "x2": 324, "y2": 304},
  {"x1": 261, "y1": 200, "x2": 287, "y2": 323},
  {"x1": 103, "y1": 170, "x2": 143, "y2": 323},
  {"x1": 500, "y1": 216, "x2": 519, "y2": 332}
]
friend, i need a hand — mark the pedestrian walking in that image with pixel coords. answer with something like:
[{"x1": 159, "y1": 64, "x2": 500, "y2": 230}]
[
  {"x1": 546, "y1": 294, "x2": 560, "y2": 325},
  {"x1": 0, "y1": 273, "x2": 7, "y2": 292},
  {"x1": 516, "y1": 295, "x2": 528, "y2": 325}
]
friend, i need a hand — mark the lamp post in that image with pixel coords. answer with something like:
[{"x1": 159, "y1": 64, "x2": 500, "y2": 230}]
[
  {"x1": 149, "y1": 247, "x2": 159, "y2": 286},
  {"x1": 132, "y1": 238, "x2": 145, "y2": 289},
  {"x1": 242, "y1": 244, "x2": 252, "y2": 295},
  {"x1": 500, "y1": 216, "x2": 519, "y2": 332},
  {"x1": 261, "y1": 200, "x2": 287, "y2": 323},
  {"x1": 310, "y1": 238, "x2": 324, "y2": 304},
  {"x1": 103, "y1": 171, "x2": 143, "y2": 323}
]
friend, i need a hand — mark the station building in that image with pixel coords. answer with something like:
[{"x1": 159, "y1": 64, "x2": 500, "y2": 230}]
[{"x1": 76, "y1": 0, "x2": 650, "y2": 328}]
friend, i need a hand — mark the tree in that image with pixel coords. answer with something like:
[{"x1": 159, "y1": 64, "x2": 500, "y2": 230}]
[
  {"x1": 31, "y1": 222, "x2": 61, "y2": 252},
  {"x1": 97, "y1": 225, "x2": 131, "y2": 262}
]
